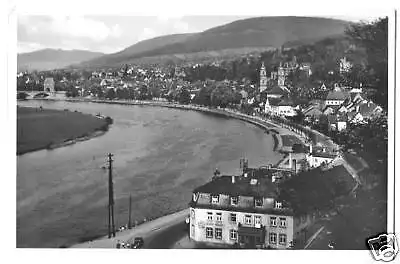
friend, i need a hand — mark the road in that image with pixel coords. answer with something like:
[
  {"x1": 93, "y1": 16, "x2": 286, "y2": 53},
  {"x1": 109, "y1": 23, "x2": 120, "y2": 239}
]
[
  {"x1": 145, "y1": 221, "x2": 188, "y2": 249},
  {"x1": 71, "y1": 209, "x2": 188, "y2": 248}
]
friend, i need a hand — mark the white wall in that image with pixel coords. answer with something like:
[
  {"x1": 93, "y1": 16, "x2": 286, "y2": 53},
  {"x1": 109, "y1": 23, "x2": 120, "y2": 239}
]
[
  {"x1": 190, "y1": 207, "x2": 294, "y2": 249},
  {"x1": 306, "y1": 155, "x2": 334, "y2": 168}
]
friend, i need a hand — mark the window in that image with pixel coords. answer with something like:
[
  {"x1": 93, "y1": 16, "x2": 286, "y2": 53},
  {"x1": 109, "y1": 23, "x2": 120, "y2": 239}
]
[
  {"x1": 270, "y1": 217, "x2": 277, "y2": 227},
  {"x1": 269, "y1": 232, "x2": 277, "y2": 244},
  {"x1": 255, "y1": 198, "x2": 263, "y2": 207},
  {"x1": 216, "y1": 212, "x2": 222, "y2": 222},
  {"x1": 230, "y1": 196, "x2": 238, "y2": 206},
  {"x1": 215, "y1": 228, "x2": 222, "y2": 240},
  {"x1": 211, "y1": 195, "x2": 219, "y2": 204},
  {"x1": 207, "y1": 212, "x2": 213, "y2": 221},
  {"x1": 229, "y1": 230, "x2": 237, "y2": 240},
  {"x1": 190, "y1": 209, "x2": 195, "y2": 220},
  {"x1": 279, "y1": 234, "x2": 287, "y2": 245},
  {"x1": 206, "y1": 227, "x2": 213, "y2": 238},
  {"x1": 230, "y1": 213, "x2": 237, "y2": 223},
  {"x1": 275, "y1": 201, "x2": 282, "y2": 209},
  {"x1": 191, "y1": 224, "x2": 195, "y2": 237},
  {"x1": 256, "y1": 236, "x2": 262, "y2": 245},
  {"x1": 279, "y1": 217, "x2": 287, "y2": 228},
  {"x1": 255, "y1": 215, "x2": 262, "y2": 227},
  {"x1": 245, "y1": 215, "x2": 252, "y2": 225}
]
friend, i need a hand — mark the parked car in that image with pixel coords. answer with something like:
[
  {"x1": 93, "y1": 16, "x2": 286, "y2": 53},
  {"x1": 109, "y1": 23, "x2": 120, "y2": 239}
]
[{"x1": 132, "y1": 237, "x2": 144, "y2": 248}]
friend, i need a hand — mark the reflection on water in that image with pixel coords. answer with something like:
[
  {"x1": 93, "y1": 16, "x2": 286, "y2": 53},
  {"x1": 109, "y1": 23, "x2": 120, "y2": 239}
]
[{"x1": 17, "y1": 100, "x2": 282, "y2": 247}]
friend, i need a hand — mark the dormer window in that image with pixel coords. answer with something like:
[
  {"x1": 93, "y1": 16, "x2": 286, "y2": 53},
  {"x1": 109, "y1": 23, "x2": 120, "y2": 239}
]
[
  {"x1": 230, "y1": 196, "x2": 238, "y2": 206},
  {"x1": 211, "y1": 195, "x2": 219, "y2": 204},
  {"x1": 255, "y1": 198, "x2": 263, "y2": 207},
  {"x1": 275, "y1": 201, "x2": 282, "y2": 209}
]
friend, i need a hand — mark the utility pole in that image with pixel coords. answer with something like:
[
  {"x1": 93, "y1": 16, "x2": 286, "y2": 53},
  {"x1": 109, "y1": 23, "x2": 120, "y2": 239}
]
[
  {"x1": 107, "y1": 153, "x2": 116, "y2": 238},
  {"x1": 128, "y1": 194, "x2": 132, "y2": 229}
]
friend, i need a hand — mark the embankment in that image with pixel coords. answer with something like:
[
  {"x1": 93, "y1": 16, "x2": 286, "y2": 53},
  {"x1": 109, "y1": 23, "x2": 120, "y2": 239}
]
[{"x1": 17, "y1": 106, "x2": 113, "y2": 155}]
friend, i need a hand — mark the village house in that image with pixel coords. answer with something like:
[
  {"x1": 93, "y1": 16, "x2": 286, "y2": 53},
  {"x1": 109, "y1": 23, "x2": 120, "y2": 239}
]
[
  {"x1": 339, "y1": 57, "x2": 352, "y2": 74},
  {"x1": 324, "y1": 84, "x2": 350, "y2": 107},
  {"x1": 43, "y1": 77, "x2": 55, "y2": 93},
  {"x1": 306, "y1": 151, "x2": 337, "y2": 168},
  {"x1": 264, "y1": 97, "x2": 297, "y2": 117},
  {"x1": 189, "y1": 174, "x2": 297, "y2": 249}
]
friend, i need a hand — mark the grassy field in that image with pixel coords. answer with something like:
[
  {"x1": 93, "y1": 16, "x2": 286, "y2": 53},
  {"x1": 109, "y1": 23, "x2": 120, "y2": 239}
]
[{"x1": 17, "y1": 107, "x2": 109, "y2": 155}]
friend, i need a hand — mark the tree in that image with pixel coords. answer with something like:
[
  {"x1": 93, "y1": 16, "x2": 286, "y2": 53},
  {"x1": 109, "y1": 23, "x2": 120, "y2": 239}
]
[
  {"x1": 176, "y1": 88, "x2": 191, "y2": 104},
  {"x1": 346, "y1": 17, "x2": 388, "y2": 108},
  {"x1": 210, "y1": 84, "x2": 236, "y2": 108},
  {"x1": 105, "y1": 88, "x2": 116, "y2": 100}
]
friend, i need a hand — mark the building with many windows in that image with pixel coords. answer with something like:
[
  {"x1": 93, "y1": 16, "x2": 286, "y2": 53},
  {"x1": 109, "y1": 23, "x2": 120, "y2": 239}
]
[{"x1": 189, "y1": 174, "x2": 303, "y2": 249}]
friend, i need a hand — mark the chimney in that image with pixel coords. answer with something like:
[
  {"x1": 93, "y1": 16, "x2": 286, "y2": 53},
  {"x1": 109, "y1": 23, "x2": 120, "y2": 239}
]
[
  {"x1": 231, "y1": 176, "x2": 236, "y2": 184},
  {"x1": 289, "y1": 153, "x2": 293, "y2": 169},
  {"x1": 309, "y1": 144, "x2": 313, "y2": 154},
  {"x1": 356, "y1": 105, "x2": 360, "y2": 112}
]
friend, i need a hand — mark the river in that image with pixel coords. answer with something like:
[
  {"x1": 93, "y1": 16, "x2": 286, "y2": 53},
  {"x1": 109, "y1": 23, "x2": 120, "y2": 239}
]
[{"x1": 17, "y1": 100, "x2": 283, "y2": 248}]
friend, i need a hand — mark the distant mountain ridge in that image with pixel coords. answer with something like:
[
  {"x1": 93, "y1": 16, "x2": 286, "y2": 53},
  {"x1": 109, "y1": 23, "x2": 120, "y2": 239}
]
[
  {"x1": 80, "y1": 33, "x2": 195, "y2": 68},
  {"x1": 18, "y1": 49, "x2": 104, "y2": 71},
  {"x1": 78, "y1": 16, "x2": 352, "y2": 68}
]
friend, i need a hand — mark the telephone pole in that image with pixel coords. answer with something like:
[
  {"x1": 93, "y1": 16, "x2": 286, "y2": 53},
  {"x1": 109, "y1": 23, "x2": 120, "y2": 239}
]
[
  {"x1": 107, "y1": 153, "x2": 116, "y2": 238},
  {"x1": 128, "y1": 194, "x2": 132, "y2": 229}
]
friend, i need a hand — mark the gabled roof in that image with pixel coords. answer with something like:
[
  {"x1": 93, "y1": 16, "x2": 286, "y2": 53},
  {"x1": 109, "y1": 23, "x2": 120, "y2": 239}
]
[
  {"x1": 267, "y1": 84, "x2": 290, "y2": 96},
  {"x1": 359, "y1": 102, "x2": 381, "y2": 117},
  {"x1": 326, "y1": 89, "x2": 350, "y2": 101}
]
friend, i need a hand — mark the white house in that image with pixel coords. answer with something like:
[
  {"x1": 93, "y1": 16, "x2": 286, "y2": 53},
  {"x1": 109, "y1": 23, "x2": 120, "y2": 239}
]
[
  {"x1": 189, "y1": 175, "x2": 301, "y2": 249},
  {"x1": 306, "y1": 152, "x2": 337, "y2": 168},
  {"x1": 325, "y1": 85, "x2": 350, "y2": 107},
  {"x1": 265, "y1": 98, "x2": 297, "y2": 117}
]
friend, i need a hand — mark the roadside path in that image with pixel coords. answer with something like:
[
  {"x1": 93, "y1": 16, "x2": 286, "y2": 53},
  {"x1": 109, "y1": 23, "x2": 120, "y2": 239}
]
[{"x1": 71, "y1": 209, "x2": 188, "y2": 248}]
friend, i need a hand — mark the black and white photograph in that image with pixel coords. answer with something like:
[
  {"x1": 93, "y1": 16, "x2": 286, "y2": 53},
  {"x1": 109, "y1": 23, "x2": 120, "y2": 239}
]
[{"x1": 2, "y1": 0, "x2": 399, "y2": 263}]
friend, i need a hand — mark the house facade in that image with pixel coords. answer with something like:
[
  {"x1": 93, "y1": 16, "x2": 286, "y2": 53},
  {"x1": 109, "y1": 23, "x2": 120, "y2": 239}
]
[
  {"x1": 189, "y1": 175, "x2": 296, "y2": 249},
  {"x1": 43, "y1": 77, "x2": 55, "y2": 93},
  {"x1": 306, "y1": 152, "x2": 337, "y2": 168}
]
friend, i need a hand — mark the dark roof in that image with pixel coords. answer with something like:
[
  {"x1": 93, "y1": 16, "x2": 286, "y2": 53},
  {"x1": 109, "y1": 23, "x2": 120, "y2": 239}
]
[
  {"x1": 326, "y1": 89, "x2": 350, "y2": 101},
  {"x1": 311, "y1": 152, "x2": 337, "y2": 159},
  {"x1": 193, "y1": 175, "x2": 278, "y2": 198},
  {"x1": 267, "y1": 85, "x2": 289, "y2": 96},
  {"x1": 278, "y1": 165, "x2": 357, "y2": 214}
]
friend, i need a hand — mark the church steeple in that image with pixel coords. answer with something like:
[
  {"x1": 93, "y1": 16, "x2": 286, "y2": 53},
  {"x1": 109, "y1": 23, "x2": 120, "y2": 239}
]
[{"x1": 259, "y1": 62, "x2": 267, "y2": 93}]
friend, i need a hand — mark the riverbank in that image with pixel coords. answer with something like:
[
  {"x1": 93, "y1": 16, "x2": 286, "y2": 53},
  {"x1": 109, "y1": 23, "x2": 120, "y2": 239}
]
[
  {"x1": 17, "y1": 106, "x2": 112, "y2": 155},
  {"x1": 58, "y1": 98, "x2": 312, "y2": 153}
]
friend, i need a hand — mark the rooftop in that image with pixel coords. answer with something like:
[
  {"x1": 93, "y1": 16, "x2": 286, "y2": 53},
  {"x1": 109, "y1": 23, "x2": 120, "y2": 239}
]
[
  {"x1": 193, "y1": 175, "x2": 278, "y2": 198},
  {"x1": 326, "y1": 89, "x2": 350, "y2": 101}
]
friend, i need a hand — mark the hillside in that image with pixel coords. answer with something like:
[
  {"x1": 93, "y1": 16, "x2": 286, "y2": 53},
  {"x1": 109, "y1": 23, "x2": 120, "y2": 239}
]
[
  {"x1": 18, "y1": 49, "x2": 104, "y2": 71},
  {"x1": 79, "y1": 16, "x2": 352, "y2": 68},
  {"x1": 79, "y1": 33, "x2": 195, "y2": 68}
]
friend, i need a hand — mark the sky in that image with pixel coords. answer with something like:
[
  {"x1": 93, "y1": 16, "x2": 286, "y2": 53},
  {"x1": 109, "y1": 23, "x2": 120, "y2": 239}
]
[{"x1": 15, "y1": 0, "x2": 388, "y2": 55}]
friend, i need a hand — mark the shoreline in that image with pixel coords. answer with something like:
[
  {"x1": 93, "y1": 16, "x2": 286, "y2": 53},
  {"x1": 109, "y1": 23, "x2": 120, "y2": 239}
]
[
  {"x1": 51, "y1": 98, "x2": 292, "y2": 151},
  {"x1": 24, "y1": 98, "x2": 329, "y2": 248},
  {"x1": 17, "y1": 106, "x2": 112, "y2": 156}
]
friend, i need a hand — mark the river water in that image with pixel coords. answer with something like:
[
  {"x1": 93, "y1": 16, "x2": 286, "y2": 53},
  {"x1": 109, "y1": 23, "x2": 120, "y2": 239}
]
[{"x1": 17, "y1": 100, "x2": 283, "y2": 248}]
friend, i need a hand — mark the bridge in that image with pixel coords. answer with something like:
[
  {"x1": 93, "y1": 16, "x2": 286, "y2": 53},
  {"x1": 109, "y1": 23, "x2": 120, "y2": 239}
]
[{"x1": 17, "y1": 90, "x2": 67, "y2": 99}]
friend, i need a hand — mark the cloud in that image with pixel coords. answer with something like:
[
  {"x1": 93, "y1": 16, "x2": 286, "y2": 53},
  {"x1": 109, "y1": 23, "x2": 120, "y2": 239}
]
[
  {"x1": 137, "y1": 27, "x2": 157, "y2": 42},
  {"x1": 19, "y1": 15, "x2": 123, "y2": 42}
]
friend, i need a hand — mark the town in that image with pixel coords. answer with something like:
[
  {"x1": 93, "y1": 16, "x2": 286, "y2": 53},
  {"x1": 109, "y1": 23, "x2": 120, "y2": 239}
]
[{"x1": 16, "y1": 17, "x2": 388, "y2": 250}]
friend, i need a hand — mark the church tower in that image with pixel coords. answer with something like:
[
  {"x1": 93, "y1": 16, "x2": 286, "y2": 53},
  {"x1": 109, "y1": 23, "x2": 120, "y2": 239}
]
[
  {"x1": 259, "y1": 62, "x2": 268, "y2": 93},
  {"x1": 278, "y1": 62, "x2": 285, "y2": 86}
]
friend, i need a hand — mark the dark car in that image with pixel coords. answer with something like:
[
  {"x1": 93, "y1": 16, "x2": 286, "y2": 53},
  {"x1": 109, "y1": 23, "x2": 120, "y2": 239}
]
[{"x1": 132, "y1": 237, "x2": 144, "y2": 248}]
